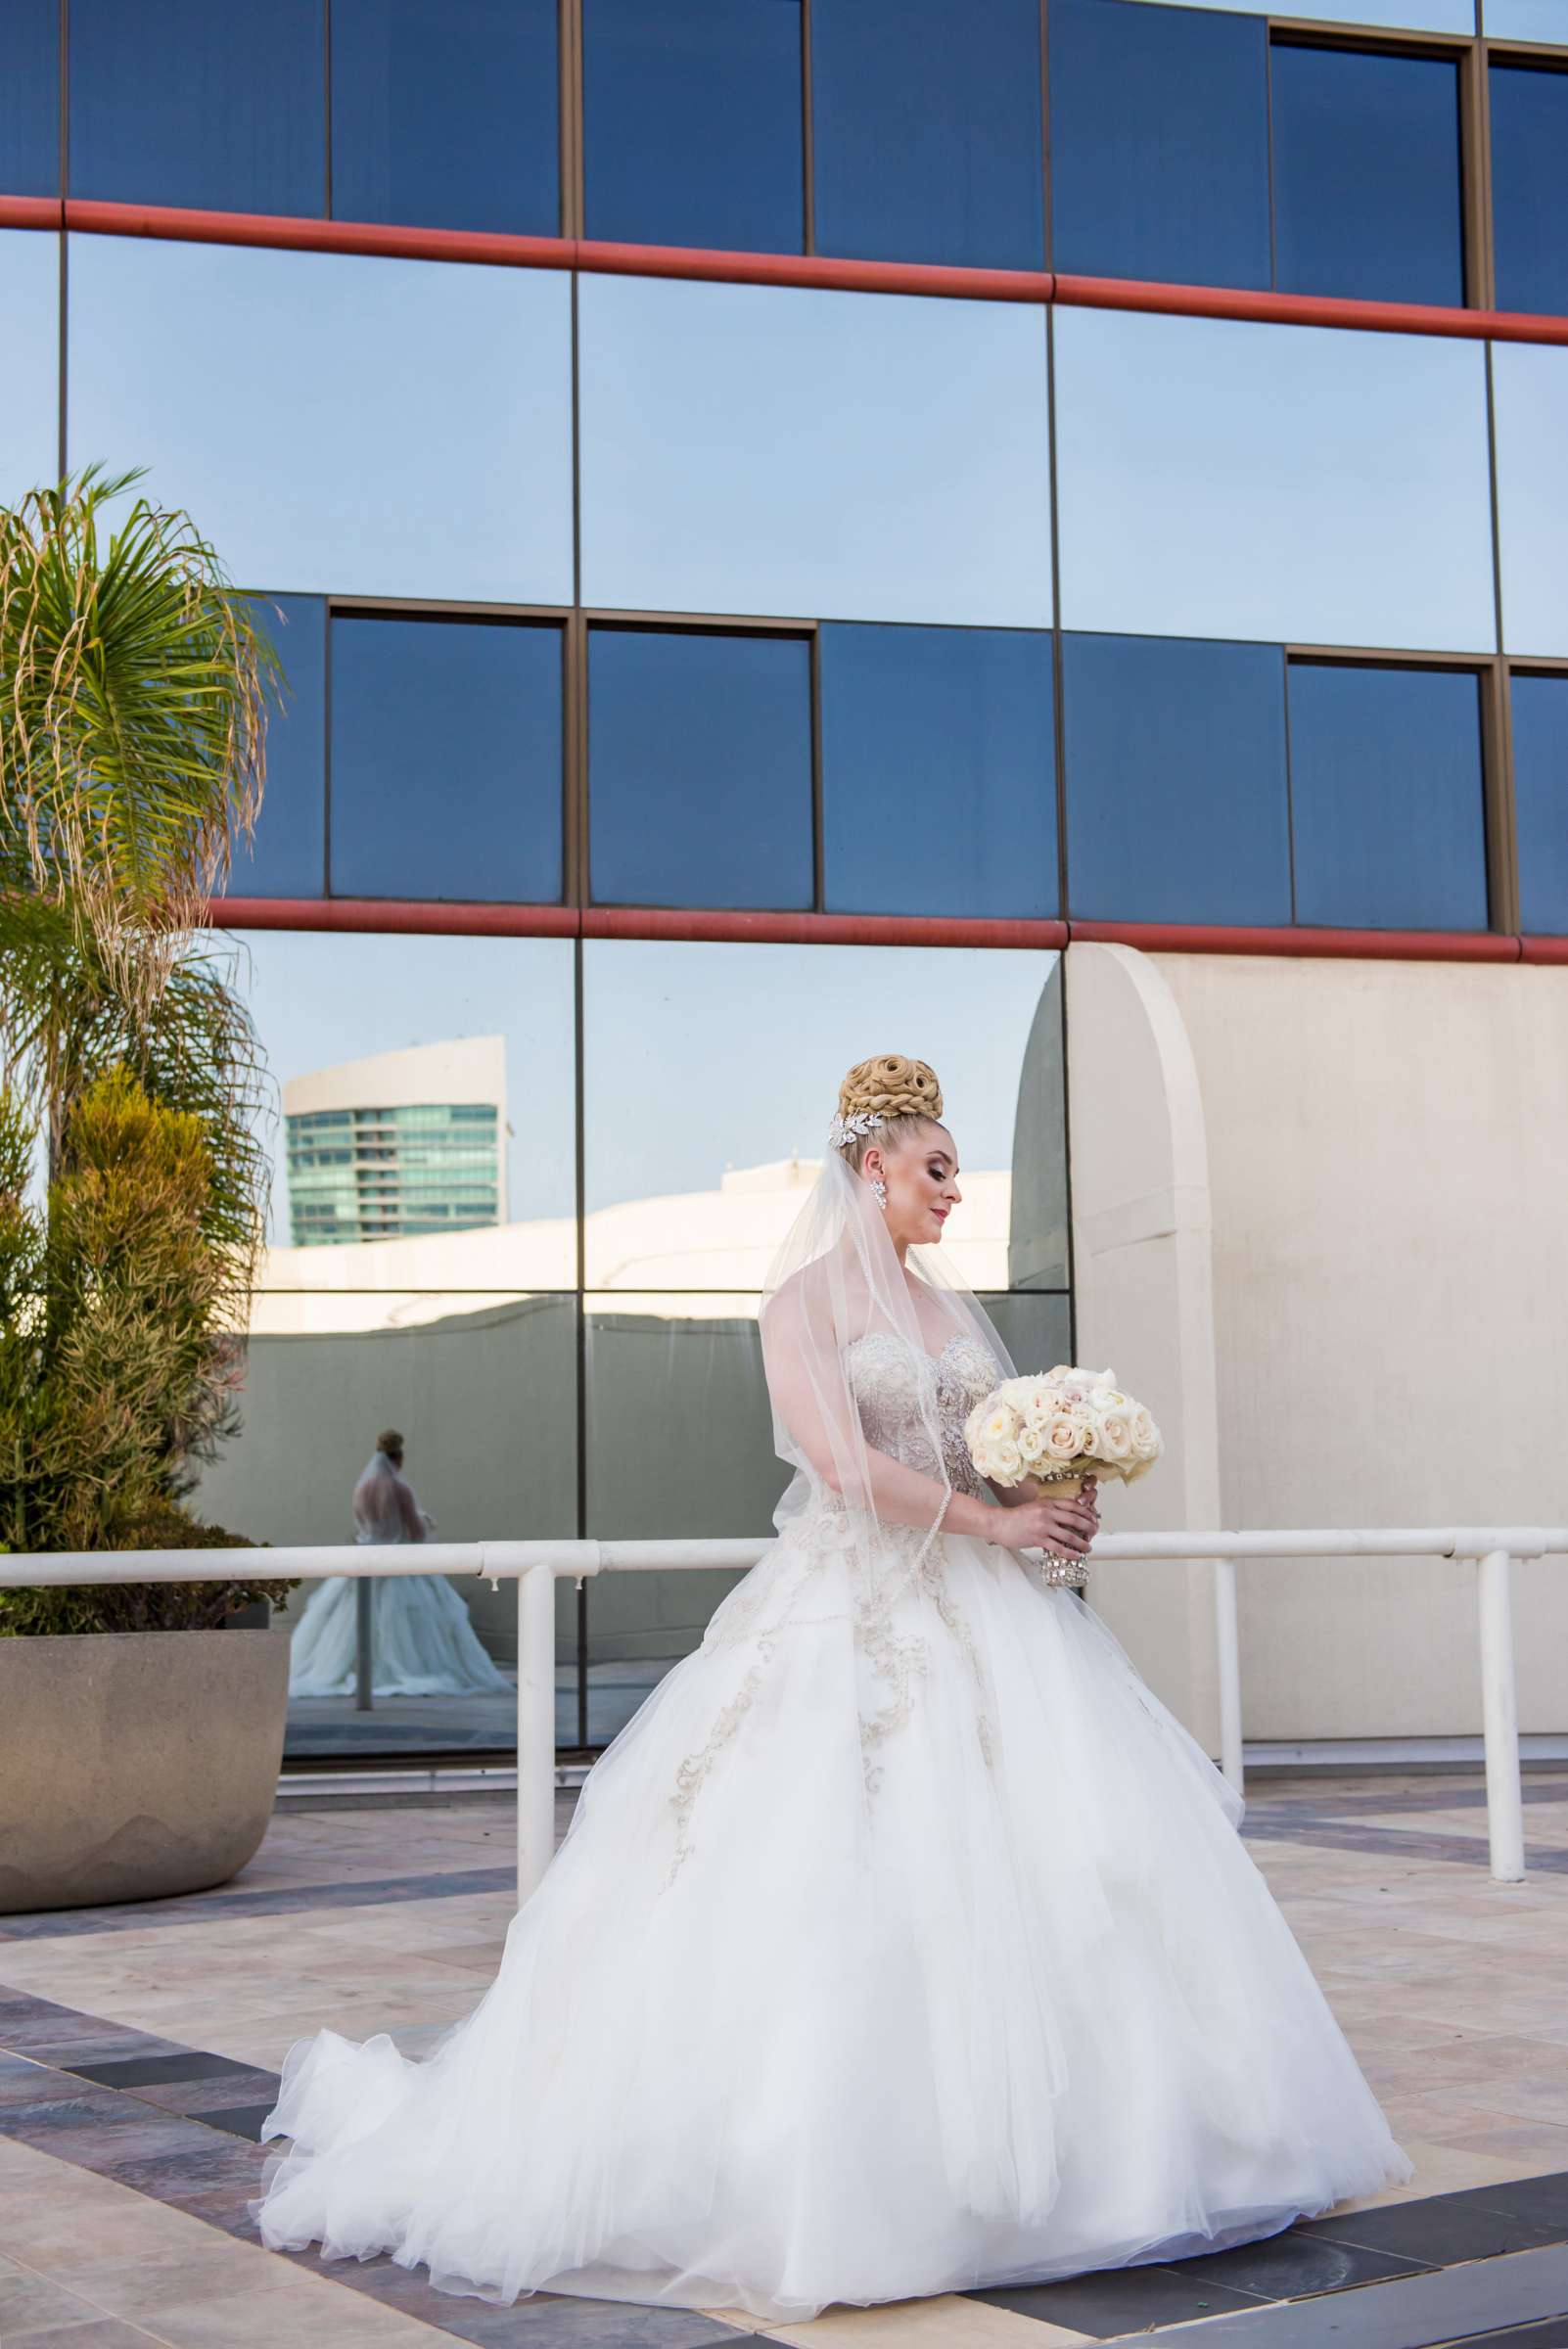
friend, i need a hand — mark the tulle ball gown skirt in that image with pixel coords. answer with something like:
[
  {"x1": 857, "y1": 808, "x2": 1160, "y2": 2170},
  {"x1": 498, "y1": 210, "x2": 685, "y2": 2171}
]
[{"x1": 257, "y1": 1526, "x2": 1409, "y2": 2323}]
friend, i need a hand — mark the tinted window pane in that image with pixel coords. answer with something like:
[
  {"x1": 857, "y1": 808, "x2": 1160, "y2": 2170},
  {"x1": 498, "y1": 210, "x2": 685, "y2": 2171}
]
[
  {"x1": 1289, "y1": 664, "x2": 1487, "y2": 930},
  {"x1": 1, "y1": 229, "x2": 59, "y2": 507},
  {"x1": 69, "y1": 0, "x2": 325, "y2": 215},
  {"x1": 1495, "y1": 345, "x2": 1568, "y2": 660},
  {"x1": 232, "y1": 595, "x2": 326, "y2": 899},
  {"x1": 1513, "y1": 674, "x2": 1568, "y2": 936},
  {"x1": 588, "y1": 629, "x2": 811, "y2": 908},
  {"x1": 1049, "y1": 0, "x2": 1269, "y2": 289},
  {"x1": 1491, "y1": 66, "x2": 1568, "y2": 318},
  {"x1": 585, "y1": 0, "x2": 803, "y2": 252},
  {"x1": 811, "y1": 0, "x2": 1043, "y2": 268},
  {"x1": 232, "y1": 928, "x2": 576, "y2": 1252},
  {"x1": 579, "y1": 275, "x2": 1052, "y2": 626},
  {"x1": 821, "y1": 624, "x2": 1057, "y2": 917},
  {"x1": 0, "y1": 0, "x2": 59, "y2": 196},
  {"x1": 1271, "y1": 44, "x2": 1463, "y2": 306},
  {"x1": 581, "y1": 937, "x2": 1066, "y2": 1286},
  {"x1": 1053, "y1": 307, "x2": 1495, "y2": 653},
  {"x1": 1062, "y1": 635, "x2": 1290, "y2": 924},
  {"x1": 331, "y1": 0, "x2": 558, "y2": 233},
  {"x1": 69, "y1": 236, "x2": 574, "y2": 603},
  {"x1": 330, "y1": 619, "x2": 563, "y2": 902},
  {"x1": 1484, "y1": 0, "x2": 1563, "y2": 34},
  {"x1": 1125, "y1": 0, "x2": 1471, "y2": 24}
]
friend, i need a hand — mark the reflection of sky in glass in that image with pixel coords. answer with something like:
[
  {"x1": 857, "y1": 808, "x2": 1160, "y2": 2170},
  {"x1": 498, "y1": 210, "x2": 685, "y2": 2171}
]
[
  {"x1": 1494, "y1": 344, "x2": 1568, "y2": 661},
  {"x1": 68, "y1": 236, "x2": 574, "y2": 602},
  {"x1": 1119, "y1": 0, "x2": 1472, "y2": 24},
  {"x1": 579, "y1": 274, "x2": 1052, "y2": 626},
  {"x1": 226, "y1": 930, "x2": 576, "y2": 1238},
  {"x1": 2, "y1": 230, "x2": 59, "y2": 507},
  {"x1": 1482, "y1": 0, "x2": 1563, "y2": 34},
  {"x1": 583, "y1": 940, "x2": 1058, "y2": 1212},
  {"x1": 1054, "y1": 307, "x2": 1495, "y2": 654}
]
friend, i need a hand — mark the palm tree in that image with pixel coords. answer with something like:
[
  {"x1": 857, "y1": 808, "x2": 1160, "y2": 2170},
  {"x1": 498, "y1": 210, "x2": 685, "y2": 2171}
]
[
  {"x1": 0, "y1": 466, "x2": 279, "y2": 1244},
  {"x1": 0, "y1": 468, "x2": 283, "y2": 1576}
]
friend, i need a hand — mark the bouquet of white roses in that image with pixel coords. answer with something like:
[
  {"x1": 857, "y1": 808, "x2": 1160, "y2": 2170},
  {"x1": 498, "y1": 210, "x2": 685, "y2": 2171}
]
[{"x1": 965, "y1": 1365, "x2": 1163, "y2": 1504}]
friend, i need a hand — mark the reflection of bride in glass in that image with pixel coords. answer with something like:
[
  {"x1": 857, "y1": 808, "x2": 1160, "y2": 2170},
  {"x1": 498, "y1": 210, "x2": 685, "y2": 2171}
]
[
  {"x1": 260, "y1": 1055, "x2": 1407, "y2": 2321},
  {"x1": 286, "y1": 1429, "x2": 510, "y2": 1699}
]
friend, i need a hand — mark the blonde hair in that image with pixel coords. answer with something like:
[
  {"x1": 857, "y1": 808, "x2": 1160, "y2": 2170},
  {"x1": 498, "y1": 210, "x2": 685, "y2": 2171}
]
[{"x1": 834, "y1": 1054, "x2": 945, "y2": 1172}]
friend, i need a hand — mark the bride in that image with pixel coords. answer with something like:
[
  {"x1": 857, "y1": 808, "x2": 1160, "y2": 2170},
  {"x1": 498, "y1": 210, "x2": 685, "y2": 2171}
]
[{"x1": 257, "y1": 1053, "x2": 1408, "y2": 2322}]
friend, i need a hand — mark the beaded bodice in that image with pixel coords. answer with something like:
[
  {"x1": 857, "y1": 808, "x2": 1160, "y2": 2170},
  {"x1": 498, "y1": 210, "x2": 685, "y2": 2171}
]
[{"x1": 844, "y1": 1331, "x2": 999, "y2": 1499}]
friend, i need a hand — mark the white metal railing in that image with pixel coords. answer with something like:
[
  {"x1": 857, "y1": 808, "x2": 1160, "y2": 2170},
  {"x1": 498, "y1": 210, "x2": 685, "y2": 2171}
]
[{"x1": 3, "y1": 1527, "x2": 1559, "y2": 1897}]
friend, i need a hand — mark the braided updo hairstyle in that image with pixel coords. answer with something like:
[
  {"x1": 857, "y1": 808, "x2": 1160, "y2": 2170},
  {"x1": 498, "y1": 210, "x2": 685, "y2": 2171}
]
[{"x1": 834, "y1": 1053, "x2": 945, "y2": 1172}]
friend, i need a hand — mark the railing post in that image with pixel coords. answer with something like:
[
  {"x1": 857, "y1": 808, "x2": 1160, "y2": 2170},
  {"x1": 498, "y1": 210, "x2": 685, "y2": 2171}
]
[
  {"x1": 354, "y1": 1579, "x2": 374, "y2": 1712},
  {"x1": 1477, "y1": 1547, "x2": 1526, "y2": 1883},
  {"x1": 516, "y1": 1562, "x2": 558, "y2": 1905},
  {"x1": 1213, "y1": 1556, "x2": 1244, "y2": 1795}
]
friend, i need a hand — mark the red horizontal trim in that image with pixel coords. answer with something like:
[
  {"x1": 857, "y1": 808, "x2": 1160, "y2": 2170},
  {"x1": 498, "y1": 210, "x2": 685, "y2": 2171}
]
[
  {"x1": 1053, "y1": 272, "x2": 1568, "y2": 349},
  {"x1": 17, "y1": 196, "x2": 1565, "y2": 345},
  {"x1": 576, "y1": 238, "x2": 1054, "y2": 304},
  {"x1": 1070, "y1": 920, "x2": 1522, "y2": 963},
  {"x1": 63, "y1": 198, "x2": 575, "y2": 273},
  {"x1": 212, "y1": 899, "x2": 1552, "y2": 965},
  {"x1": 213, "y1": 897, "x2": 577, "y2": 938},
  {"x1": 581, "y1": 907, "x2": 1070, "y2": 948},
  {"x1": 0, "y1": 195, "x2": 63, "y2": 230}
]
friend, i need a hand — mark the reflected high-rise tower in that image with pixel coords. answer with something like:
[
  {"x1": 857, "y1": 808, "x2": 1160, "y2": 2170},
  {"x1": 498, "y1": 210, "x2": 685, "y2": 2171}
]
[{"x1": 283, "y1": 1037, "x2": 506, "y2": 1249}]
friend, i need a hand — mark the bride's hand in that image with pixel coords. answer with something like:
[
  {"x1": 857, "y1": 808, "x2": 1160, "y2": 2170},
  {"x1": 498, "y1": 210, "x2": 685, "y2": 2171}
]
[{"x1": 999, "y1": 1486, "x2": 1099, "y2": 1558}]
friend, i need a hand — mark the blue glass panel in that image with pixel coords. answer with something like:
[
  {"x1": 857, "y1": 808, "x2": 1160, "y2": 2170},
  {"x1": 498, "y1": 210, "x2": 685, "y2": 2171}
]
[
  {"x1": 588, "y1": 629, "x2": 811, "y2": 909},
  {"x1": 585, "y1": 0, "x2": 803, "y2": 253},
  {"x1": 1126, "y1": 0, "x2": 1471, "y2": 24},
  {"x1": 1513, "y1": 674, "x2": 1568, "y2": 936},
  {"x1": 811, "y1": 0, "x2": 1043, "y2": 268},
  {"x1": 69, "y1": 0, "x2": 325, "y2": 216},
  {"x1": 1289, "y1": 664, "x2": 1487, "y2": 930},
  {"x1": 0, "y1": 229, "x2": 59, "y2": 506},
  {"x1": 1062, "y1": 634, "x2": 1290, "y2": 924},
  {"x1": 1484, "y1": 0, "x2": 1564, "y2": 34},
  {"x1": 331, "y1": 0, "x2": 557, "y2": 233},
  {"x1": 821, "y1": 625, "x2": 1057, "y2": 917},
  {"x1": 1049, "y1": 0, "x2": 1269, "y2": 289},
  {"x1": 329, "y1": 618, "x2": 563, "y2": 902},
  {"x1": 0, "y1": 0, "x2": 59, "y2": 195},
  {"x1": 232, "y1": 595, "x2": 326, "y2": 899},
  {"x1": 578, "y1": 275, "x2": 1052, "y2": 626},
  {"x1": 1490, "y1": 66, "x2": 1568, "y2": 318},
  {"x1": 1495, "y1": 345, "x2": 1568, "y2": 660},
  {"x1": 1053, "y1": 306, "x2": 1495, "y2": 653},
  {"x1": 1271, "y1": 43, "x2": 1463, "y2": 306},
  {"x1": 69, "y1": 236, "x2": 575, "y2": 603}
]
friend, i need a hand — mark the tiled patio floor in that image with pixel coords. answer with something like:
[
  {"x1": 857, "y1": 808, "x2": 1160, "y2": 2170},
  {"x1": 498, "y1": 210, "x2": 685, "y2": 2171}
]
[{"x1": 2, "y1": 1772, "x2": 1567, "y2": 2347}]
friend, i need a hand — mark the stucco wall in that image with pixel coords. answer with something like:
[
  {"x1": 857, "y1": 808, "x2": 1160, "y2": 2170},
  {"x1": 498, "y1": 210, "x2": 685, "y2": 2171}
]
[{"x1": 1148, "y1": 950, "x2": 1568, "y2": 1740}]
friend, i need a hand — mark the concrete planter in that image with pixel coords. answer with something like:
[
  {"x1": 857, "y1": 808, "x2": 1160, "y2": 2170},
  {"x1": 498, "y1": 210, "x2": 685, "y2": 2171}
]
[{"x1": 0, "y1": 1629, "x2": 290, "y2": 1913}]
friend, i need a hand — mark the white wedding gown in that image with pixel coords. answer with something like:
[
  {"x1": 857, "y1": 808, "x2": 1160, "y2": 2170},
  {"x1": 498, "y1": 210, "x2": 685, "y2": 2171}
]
[
  {"x1": 259, "y1": 1329, "x2": 1407, "y2": 2321},
  {"x1": 289, "y1": 1451, "x2": 511, "y2": 1701}
]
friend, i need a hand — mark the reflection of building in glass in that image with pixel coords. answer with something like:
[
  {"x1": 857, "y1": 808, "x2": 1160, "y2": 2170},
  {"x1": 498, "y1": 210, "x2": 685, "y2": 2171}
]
[{"x1": 283, "y1": 1038, "x2": 506, "y2": 1249}]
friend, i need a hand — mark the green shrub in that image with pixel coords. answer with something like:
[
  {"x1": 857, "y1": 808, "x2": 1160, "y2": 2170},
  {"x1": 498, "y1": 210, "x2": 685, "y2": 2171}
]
[{"x1": 0, "y1": 1072, "x2": 296, "y2": 1632}]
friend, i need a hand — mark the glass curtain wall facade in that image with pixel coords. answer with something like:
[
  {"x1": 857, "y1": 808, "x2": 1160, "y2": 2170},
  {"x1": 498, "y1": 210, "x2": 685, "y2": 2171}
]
[{"x1": 8, "y1": 0, "x2": 1567, "y2": 1755}]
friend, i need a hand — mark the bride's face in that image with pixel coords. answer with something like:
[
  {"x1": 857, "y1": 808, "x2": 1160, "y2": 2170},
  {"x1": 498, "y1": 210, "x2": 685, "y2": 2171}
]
[{"x1": 871, "y1": 1125, "x2": 961, "y2": 1247}]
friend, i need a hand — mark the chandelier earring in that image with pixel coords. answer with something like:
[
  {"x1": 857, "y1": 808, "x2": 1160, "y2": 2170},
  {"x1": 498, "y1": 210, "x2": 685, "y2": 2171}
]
[{"x1": 871, "y1": 1175, "x2": 889, "y2": 1211}]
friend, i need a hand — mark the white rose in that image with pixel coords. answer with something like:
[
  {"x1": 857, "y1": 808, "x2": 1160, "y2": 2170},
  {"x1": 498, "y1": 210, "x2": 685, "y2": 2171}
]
[
  {"x1": 1017, "y1": 1423, "x2": 1046, "y2": 1465},
  {"x1": 989, "y1": 1438, "x2": 1023, "y2": 1482},
  {"x1": 1098, "y1": 1414, "x2": 1134, "y2": 1461},
  {"x1": 1130, "y1": 1407, "x2": 1161, "y2": 1458},
  {"x1": 1089, "y1": 1385, "x2": 1130, "y2": 1413},
  {"x1": 1044, "y1": 1415, "x2": 1085, "y2": 1460}
]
